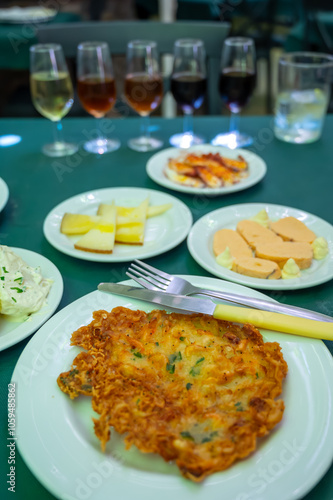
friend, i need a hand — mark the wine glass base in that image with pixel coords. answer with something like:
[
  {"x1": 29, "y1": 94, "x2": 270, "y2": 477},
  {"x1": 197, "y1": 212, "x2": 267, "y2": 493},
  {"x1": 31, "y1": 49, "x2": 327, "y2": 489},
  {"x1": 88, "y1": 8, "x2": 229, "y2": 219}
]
[
  {"x1": 169, "y1": 132, "x2": 205, "y2": 149},
  {"x1": 211, "y1": 132, "x2": 253, "y2": 149},
  {"x1": 128, "y1": 136, "x2": 163, "y2": 152},
  {"x1": 42, "y1": 141, "x2": 78, "y2": 157},
  {"x1": 83, "y1": 138, "x2": 120, "y2": 154}
]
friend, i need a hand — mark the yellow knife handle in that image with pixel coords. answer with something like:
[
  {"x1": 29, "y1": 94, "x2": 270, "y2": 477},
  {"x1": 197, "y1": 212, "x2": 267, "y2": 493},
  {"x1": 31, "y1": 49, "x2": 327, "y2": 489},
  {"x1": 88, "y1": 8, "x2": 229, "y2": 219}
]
[{"x1": 213, "y1": 304, "x2": 333, "y2": 340}]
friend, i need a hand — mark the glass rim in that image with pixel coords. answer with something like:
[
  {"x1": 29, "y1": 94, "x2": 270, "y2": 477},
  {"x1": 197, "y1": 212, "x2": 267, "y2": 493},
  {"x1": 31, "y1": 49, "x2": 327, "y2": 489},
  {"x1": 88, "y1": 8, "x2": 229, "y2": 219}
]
[
  {"x1": 30, "y1": 43, "x2": 62, "y2": 53},
  {"x1": 77, "y1": 41, "x2": 109, "y2": 51},
  {"x1": 174, "y1": 38, "x2": 204, "y2": 48},
  {"x1": 224, "y1": 37, "x2": 254, "y2": 47},
  {"x1": 279, "y1": 51, "x2": 333, "y2": 68},
  {"x1": 127, "y1": 40, "x2": 157, "y2": 49}
]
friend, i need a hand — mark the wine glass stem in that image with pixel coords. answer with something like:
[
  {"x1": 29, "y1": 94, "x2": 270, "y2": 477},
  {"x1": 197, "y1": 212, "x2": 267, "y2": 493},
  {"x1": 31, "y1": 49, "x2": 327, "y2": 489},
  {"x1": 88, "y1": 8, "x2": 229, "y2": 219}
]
[
  {"x1": 141, "y1": 115, "x2": 150, "y2": 139},
  {"x1": 229, "y1": 111, "x2": 240, "y2": 134},
  {"x1": 183, "y1": 109, "x2": 193, "y2": 135},
  {"x1": 53, "y1": 120, "x2": 64, "y2": 145}
]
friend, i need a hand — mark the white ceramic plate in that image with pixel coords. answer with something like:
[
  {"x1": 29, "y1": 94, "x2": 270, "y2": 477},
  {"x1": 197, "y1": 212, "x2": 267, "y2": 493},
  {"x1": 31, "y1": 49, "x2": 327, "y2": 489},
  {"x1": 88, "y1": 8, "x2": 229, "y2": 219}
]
[
  {"x1": 0, "y1": 248, "x2": 63, "y2": 351},
  {"x1": 0, "y1": 7, "x2": 56, "y2": 23},
  {"x1": 43, "y1": 187, "x2": 193, "y2": 262},
  {"x1": 146, "y1": 145, "x2": 267, "y2": 195},
  {"x1": 187, "y1": 203, "x2": 333, "y2": 290},
  {"x1": 12, "y1": 276, "x2": 333, "y2": 500},
  {"x1": 0, "y1": 177, "x2": 9, "y2": 212}
]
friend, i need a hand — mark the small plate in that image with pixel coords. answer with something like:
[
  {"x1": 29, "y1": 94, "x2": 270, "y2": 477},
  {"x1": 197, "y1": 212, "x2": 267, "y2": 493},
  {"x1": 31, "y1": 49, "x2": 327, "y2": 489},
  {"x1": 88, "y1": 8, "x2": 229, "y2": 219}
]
[
  {"x1": 12, "y1": 276, "x2": 333, "y2": 500},
  {"x1": 0, "y1": 7, "x2": 56, "y2": 23},
  {"x1": 146, "y1": 145, "x2": 267, "y2": 195},
  {"x1": 43, "y1": 187, "x2": 193, "y2": 262},
  {"x1": 187, "y1": 203, "x2": 333, "y2": 290},
  {"x1": 0, "y1": 177, "x2": 9, "y2": 212},
  {"x1": 0, "y1": 248, "x2": 63, "y2": 351}
]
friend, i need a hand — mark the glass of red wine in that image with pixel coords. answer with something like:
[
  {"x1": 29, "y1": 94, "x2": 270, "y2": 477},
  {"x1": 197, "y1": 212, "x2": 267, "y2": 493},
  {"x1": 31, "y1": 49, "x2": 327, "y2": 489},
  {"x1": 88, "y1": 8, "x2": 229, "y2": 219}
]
[
  {"x1": 77, "y1": 41, "x2": 120, "y2": 154},
  {"x1": 211, "y1": 37, "x2": 256, "y2": 149},
  {"x1": 124, "y1": 40, "x2": 163, "y2": 152},
  {"x1": 170, "y1": 39, "x2": 207, "y2": 148}
]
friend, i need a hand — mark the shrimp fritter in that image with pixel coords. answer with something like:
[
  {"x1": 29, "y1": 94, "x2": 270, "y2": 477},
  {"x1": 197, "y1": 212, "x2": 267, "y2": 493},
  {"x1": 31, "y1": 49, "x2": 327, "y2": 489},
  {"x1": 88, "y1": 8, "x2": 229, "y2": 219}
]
[{"x1": 57, "y1": 306, "x2": 288, "y2": 482}]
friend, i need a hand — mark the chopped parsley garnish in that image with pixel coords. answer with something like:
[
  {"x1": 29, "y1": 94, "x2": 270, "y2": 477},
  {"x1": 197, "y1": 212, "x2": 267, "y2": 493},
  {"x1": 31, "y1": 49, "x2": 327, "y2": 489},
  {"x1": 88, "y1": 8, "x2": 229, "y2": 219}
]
[
  {"x1": 0, "y1": 276, "x2": 4, "y2": 281},
  {"x1": 189, "y1": 357, "x2": 205, "y2": 377},
  {"x1": 155, "y1": 342, "x2": 159, "y2": 346},
  {"x1": 201, "y1": 431, "x2": 218, "y2": 444},
  {"x1": 179, "y1": 336, "x2": 185, "y2": 341},
  {"x1": 235, "y1": 402, "x2": 244, "y2": 411},
  {"x1": 11, "y1": 297, "x2": 16, "y2": 302},
  {"x1": 14, "y1": 277, "x2": 23, "y2": 284},
  {"x1": 69, "y1": 369, "x2": 79, "y2": 377},
  {"x1": 10, "y1": 287, "x2": 23, "y2": 293},
  {"x1": 133, "y1": 352, "x2": 143, "y2": 358},
  {"x1": 166, "y1": 363, "x2": 175, "y2": 374},
  {"x1": 2, "y1": 266, "x2": 9, "y2": 273},
  {"x1": 81, "y1": 384, "x2": 92, "y2": 391},
  {"x1": 186, "y1": 383, "x2": 192, "y2": 390},
  {"x1": 256, "y1": 372, "x2": 259, "y2": 379},
  {"x1": 168, "y1": 352, "x2": 182, "y2": 363},
  {"x1": 195, "y1": 357, "x2": 205, "y2": 365},
  {"x1": 180, "y1": 431, "x2": 194, "y2": 441}
]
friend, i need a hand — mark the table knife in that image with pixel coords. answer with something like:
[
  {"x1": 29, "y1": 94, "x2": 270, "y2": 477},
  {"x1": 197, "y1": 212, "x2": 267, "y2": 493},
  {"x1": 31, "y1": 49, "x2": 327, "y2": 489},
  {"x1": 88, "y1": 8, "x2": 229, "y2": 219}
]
[{"x1": 98, "y1": 283, "x2": 333, "y2": 341}]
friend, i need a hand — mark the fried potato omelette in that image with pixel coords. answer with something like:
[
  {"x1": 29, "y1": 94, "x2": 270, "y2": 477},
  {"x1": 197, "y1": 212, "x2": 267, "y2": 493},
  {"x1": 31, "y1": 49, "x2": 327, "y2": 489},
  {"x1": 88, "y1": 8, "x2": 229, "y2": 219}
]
[{"x1": 57, "y1": 306, "x2": 288, "y2": 482}]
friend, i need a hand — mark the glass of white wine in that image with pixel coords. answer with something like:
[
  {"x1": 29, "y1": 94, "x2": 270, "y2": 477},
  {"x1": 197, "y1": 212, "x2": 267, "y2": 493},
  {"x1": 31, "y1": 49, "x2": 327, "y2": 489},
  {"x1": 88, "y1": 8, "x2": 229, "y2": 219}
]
[{"x1": 30, "y1": 44, "x2": 78, "y2": 157}]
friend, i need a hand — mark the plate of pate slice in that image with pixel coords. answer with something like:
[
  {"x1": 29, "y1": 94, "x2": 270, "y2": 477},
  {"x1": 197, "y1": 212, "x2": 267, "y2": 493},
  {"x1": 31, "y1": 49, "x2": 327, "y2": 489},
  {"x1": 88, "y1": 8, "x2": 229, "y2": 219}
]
[
  {"x1": 187, "y1": 203, "x2": 333, "y2": 290},
  {"x1": 43, "y1": 187, "x2": 193, "y2": 262},
  {"x1": 12, "y1": 276, "x2": 333, "y2": 500},
  {"x1": 0, "y1": 247, "x2": 63, "y2": 351},
  {"x1": 146, "y1": 145, "x2": 267, "y2": 196}
]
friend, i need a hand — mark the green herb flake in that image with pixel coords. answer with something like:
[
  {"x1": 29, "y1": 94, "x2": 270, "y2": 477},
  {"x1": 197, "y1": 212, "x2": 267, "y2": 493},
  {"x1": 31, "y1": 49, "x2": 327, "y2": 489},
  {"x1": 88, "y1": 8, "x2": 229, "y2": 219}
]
[
  {"x1": 81, "y1": 384, "x2": 92, "y2": 391},
  {"x1": 235, "y1": 402, "x2": 244, "y2": 411},
  {"x1": 133, "y1": 352, "x2": 143, "y2": 358},
  {"x1": 14, "y1": 277, "x2": 23, "y2": 284},
  {"x1": 166, "y1": 363, "x2": 175, "y2": 374},
  {"x1": 136, "y1": 398, "x2": 140, "y2": 405},
  {"x1": 155, "y1": 342, "x2": 159, "y2": 346},
  {"x1": 256, "y1": 372, "x2": 259, "y2": 379},
  {"x1": 180, "y1": 431, "x2": 194, "y2": 441},
  {"x1": 190, "y1": 366, "x2": 200, "y2": 377},
  {"x1": 186, "y1": 383, "x2": 192, "y2": 390},
  {"x1": 2, "y1": 266, "x2": 8, "y2": 273},
  {"x1": 179, "y1": 336, "x2": 185, "y2": 341},
  {"x1": 10, "y1": 287, "x2": 23, "y2": 293},
  {"x1": 69, "y1": 369, "x2": 79, "y2": 377},
  {"x1": 11, "y1": 297, "x2": 16, "y2": 303},
  {"x1": 0, "y1": 276, "x2": 4, "y2": 281},
  {"x1": 195, "y1": 357, "x2": 205, "y2": 365}
]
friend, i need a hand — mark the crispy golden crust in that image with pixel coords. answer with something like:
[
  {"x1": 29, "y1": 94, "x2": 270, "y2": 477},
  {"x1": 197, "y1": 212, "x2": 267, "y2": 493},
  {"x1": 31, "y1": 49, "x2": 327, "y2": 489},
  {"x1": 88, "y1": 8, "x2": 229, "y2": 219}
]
[
  {"x1": 165, "y1": 152, "x2": 249, "y2": 188},
  {"x1": 57, "y1": 307, "x2": 288, "y2": 482}
]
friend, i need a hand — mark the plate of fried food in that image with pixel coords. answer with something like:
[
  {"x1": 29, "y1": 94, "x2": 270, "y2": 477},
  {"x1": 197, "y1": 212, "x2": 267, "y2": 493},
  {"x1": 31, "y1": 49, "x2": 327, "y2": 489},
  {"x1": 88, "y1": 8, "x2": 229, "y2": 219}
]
[
  {"x1": 12, "y1": 275, "x2": 333, "y2": 500},
  {"x1": 0, "y1": 245, "x2": 63, "y2": 350},
  {"x1": 187, "y1": 203, "x2": 333, "y2": 290},
  {"x1": 146, "y1": 145, "x2": 267, "y2": 195},
  {"x1": 43, "y1": 187, "x2": 193, "y2": 262}
]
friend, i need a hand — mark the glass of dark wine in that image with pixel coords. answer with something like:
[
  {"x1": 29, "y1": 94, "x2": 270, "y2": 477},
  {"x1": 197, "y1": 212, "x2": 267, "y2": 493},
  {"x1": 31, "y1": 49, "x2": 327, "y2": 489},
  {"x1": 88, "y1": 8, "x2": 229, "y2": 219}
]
[
  {"x1": 170, "y1": 39, "x2": 207, "y2": 148},
  {"x1": 124, "y1": 40, "x2": 163, "y2": 152},
  {"x1": 77, "y1": 41, "x2": 120, "y2": 154},
  {"x1": 30, "y1": 44, "x2": 78, "y2": 157},
  {"x1": 211, "y1": 37, "x2": 256, "y2": 149}
]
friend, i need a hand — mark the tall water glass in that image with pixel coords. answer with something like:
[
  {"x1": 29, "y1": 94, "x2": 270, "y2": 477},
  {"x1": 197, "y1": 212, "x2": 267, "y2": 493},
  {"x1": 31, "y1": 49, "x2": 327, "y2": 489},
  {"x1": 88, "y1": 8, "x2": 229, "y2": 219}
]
[
  {"x1": 274, "y1": 52, "x2": 333, "y2": 144},
  {"x1": 124, "y1": 40, "x2": 163, "y2": 152},
  {"x1": 77, "y1": 41, "x2": 120, "y2": 154},
  {"x1": 30, "y1": 44, "x2": 78, "y2": 157},
  {"x1": 170, "y1": 39, "x2": 207, "y2": 148}
]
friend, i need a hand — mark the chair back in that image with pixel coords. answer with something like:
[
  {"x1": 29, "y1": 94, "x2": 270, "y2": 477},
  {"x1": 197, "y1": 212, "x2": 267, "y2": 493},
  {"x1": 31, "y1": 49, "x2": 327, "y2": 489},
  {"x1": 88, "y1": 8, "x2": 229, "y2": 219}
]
[{"x1": 37, "y1": 21, "x2": 230, "y2": 114}]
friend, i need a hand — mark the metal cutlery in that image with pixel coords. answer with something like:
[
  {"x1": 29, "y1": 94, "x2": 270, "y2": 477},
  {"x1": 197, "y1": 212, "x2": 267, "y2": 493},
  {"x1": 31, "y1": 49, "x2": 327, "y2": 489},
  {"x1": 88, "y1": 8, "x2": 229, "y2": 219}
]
[{"x1": 126, "y1": 259, "x2": 333, "y2": 323}]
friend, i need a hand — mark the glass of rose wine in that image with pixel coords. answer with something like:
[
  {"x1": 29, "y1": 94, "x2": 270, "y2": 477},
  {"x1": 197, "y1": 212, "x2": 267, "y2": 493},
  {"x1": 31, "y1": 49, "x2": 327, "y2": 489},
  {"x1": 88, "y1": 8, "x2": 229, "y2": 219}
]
[
  {"x1": 211, "y1": 37, "x2": 256, "y2": 149},
  {"x1": 77, "y1": 41, "x2": 120, "y2": 154},
  {"x1": 30, "y1": 44, "x2": 78, "y2": 157},
  {"x1": 124, "y1": 40, "x2": 163, "y2": 152},
  {"x1": 170, "y1": 39, "x2": 207, "y2": 148}
]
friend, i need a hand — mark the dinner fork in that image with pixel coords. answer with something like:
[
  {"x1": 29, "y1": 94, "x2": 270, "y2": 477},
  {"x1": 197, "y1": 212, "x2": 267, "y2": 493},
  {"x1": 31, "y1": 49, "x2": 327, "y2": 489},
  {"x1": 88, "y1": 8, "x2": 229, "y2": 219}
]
[{"x1": 126, "y1": 259, "x2": 333, "y2": 323}]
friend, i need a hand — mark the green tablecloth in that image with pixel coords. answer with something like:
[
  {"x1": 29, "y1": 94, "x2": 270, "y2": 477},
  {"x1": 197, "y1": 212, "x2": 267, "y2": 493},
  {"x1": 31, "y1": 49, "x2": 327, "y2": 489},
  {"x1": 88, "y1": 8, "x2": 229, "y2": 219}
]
[
  {"x1": 0, "y1": 114, "x2": 332, "y2": 500},
  {"x1": 0, "y1": 12, "x2": 81, "y2": 69}
]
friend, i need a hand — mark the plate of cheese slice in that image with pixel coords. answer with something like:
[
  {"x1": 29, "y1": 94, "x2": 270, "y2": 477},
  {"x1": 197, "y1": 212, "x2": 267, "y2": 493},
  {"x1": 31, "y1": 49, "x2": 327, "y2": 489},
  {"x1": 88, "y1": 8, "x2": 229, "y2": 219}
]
[
  {"x1": 187, "y1": 203, "x2": 333, "y2": 290},
  {"x1": 43, "y1": 187, "x2": 193, "y2": 262}
]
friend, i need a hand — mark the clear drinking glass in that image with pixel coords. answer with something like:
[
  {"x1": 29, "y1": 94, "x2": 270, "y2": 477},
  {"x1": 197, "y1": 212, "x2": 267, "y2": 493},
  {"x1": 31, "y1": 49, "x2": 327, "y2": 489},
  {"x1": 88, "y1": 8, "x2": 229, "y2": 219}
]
[
  {"x1": 169, "y1": 39, "x2": 207, "y2": 148},
  {"x1": 29, "y1": 44, "x2": 78, "y2": 157},
  {"x1": 274, "y1": 52, "x2": 333, "y2": 144},
  {"x1": 211, "y1": 37, "x2": 256, "y2": 149},
  {"x1": 77, "y1": 41, "x2": 120, "y2": 154},
  {"x1": 124, "y1": 40, "x2": 163, "y2": 152}
]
